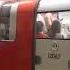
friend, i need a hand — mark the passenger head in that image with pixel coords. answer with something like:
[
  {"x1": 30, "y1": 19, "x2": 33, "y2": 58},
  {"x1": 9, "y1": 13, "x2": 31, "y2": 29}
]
[
  {"x1": 36, "y1": 21, "x2": 43, "y2": 34},
  {"x1": 51, "y1": 20, "x2": 61, "y2": 33}
]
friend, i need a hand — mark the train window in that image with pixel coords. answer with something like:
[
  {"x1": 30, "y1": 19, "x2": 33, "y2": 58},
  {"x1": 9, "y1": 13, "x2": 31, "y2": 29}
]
[
  {"x1": 35, "y1": 11, "x2": 70, "y2": 39},
  {"x1": 0, "y1": 5, "x2": 16, "y2": 41},
  {"x1": 35, "y1": 0, "x2": 70, "y2": 40}
]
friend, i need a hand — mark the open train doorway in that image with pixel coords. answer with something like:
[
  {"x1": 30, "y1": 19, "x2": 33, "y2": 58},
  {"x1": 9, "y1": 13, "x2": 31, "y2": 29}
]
[{"x1": 35, "y1": 0, "x2": 70, "y2": 70}]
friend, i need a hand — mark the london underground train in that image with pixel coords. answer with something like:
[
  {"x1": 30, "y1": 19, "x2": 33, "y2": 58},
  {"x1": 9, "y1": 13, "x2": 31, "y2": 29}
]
[
  {"x1": 0, "y1": 1, "x2": 36, "y2": 70},
  {"x1": 0, "y1": 0, "x2": 70, "y2": 70}
]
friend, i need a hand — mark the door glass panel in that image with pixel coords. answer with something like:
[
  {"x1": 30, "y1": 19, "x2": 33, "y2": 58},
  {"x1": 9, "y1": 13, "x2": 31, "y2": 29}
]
[{"x1": 0, "y1": 4, "x2": 16, "y2": 41}]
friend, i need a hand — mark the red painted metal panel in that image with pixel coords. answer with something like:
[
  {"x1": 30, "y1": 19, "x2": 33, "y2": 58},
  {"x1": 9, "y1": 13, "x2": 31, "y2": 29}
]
[
  {"x1": 16, "y1": 1, "x2": 36, "y2": 70},
  {"x1": 0, "y1": 1, "x2": 36, "y2": 70}
]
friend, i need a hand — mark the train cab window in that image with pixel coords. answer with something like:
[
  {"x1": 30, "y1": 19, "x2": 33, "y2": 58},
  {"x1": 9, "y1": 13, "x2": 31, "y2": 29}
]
[{"x1": 0, "y1": 4, "x2": 16, "y2": 41}]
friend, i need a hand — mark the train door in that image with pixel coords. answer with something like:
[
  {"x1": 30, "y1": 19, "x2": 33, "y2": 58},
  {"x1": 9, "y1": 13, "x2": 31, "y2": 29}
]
[
  {"x1": 35, "y1": 0, "x2": 70, "y2": 70},
  {"x1": 0, "y1": 1, "x2": 36, "y2": 70},
  {"x1": 0, "y1": 2, "x2": 18, "y2": 70}
]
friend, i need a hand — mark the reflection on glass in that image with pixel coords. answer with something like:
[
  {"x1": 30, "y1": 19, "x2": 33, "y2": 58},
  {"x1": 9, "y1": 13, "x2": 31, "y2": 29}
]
[{"x1": 35, "y1": 11, "x2": 70, "y2": 39}]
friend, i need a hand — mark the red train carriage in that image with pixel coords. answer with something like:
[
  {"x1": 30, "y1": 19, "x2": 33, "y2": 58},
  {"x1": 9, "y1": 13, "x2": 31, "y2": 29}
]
[
  {"x1": 0, "y1": 1, "x2": 37, "y2": 70},
  {"x1": 0, "y1": 0, "x2": 70, "y2": 70}
]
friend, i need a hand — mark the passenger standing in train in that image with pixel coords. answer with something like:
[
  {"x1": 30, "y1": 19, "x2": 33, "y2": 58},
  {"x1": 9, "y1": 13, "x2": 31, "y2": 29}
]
[
  {"x1": 36, "y1": 14, "x2": 48, "y2": 38},
  {"x1": 45, "y1": 12, "x2": 62, "y2": 38}
]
